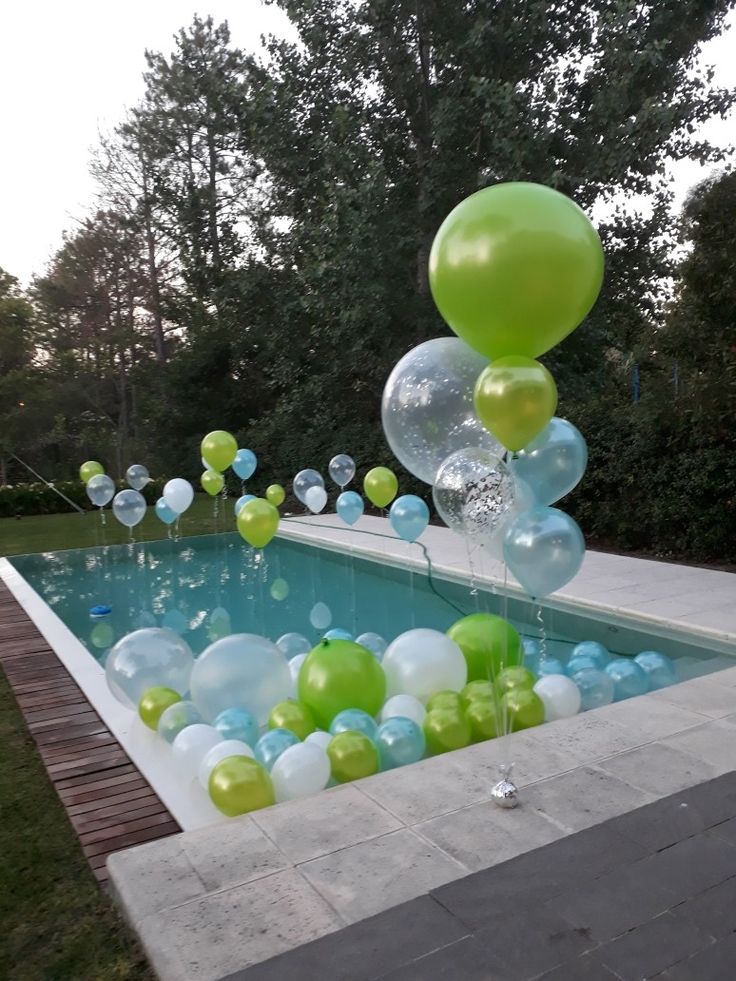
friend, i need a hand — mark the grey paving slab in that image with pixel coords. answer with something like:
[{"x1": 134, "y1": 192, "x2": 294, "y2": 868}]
[
  {"x1": 671, "y1": 875, "x2": 736, "y2": 940},
  {"x1": 107, "y1": 834, "x2": 205, "y2": 923},
  {"x1": 661, "y1": 931, "x2": 736, "y2": 980},
  {"x1": 181, "y1": 815, "x2": 289, "y2": 892},
  {"x1": 596, "y1": 910, "x2": 715, "y2": 980},
  {"x1": 375, "y1": 935, "x2": 502, "y2": 981},
  {"x1": 659, "y1": 719, "x2": 736, "y2": 774},
  {"x1": 611, "y1": 791, "x2": 720, "y2": 852},
  {"x1": 523, "y1": 712, "x2": 647, "y2": 764},
  {"x1": 537, "y1": 954, "x2": 620, "y2": 980},
  {"x1": 649, "y1": 676, "x2": 736, "y2": 718},
  {"x1": 596, "y1": 741, "x2": 720, "y2": 797},
  {"x1": 631, "y1": 831, "x2": 736, "y2": 902},
  {"x1": 593, "y1": 696, "x2": 707, "y2": 741}
]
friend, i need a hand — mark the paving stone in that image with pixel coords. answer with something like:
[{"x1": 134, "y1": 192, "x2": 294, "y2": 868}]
[
  {"x1": 659, "y1": 931, "x2": 736, "y2": 981},
  {"x1": 299, "y1": 829, "x2": 467, "y2": 925},
  {"x1": 523, "y1": 713, "x2": 644, "y2": 765},
  {"x1": 181, "y1": 815, "x2": 289, "y2": 892},
  {"x1": 597, "y1": 911, "x2": 714, "y2": 980},
  {"x1": 593, "y1": 697, "x2": 706, "y2": 742},
  {"x1": 596, "y1": 742, "x2": 719, "y2": 798},
  {"x1": 250, "y1": 784, "x2": 401, "y2": 864},
  {"x1": 536, "y1": 953, "x2": 619, "y2": 980},
  {"x1": 632, "y1": 832, "x2": 736, "y2": 902},
  {"x1": 709, "y1": 814, "x2": 736, "y2": 845},
  {"x1": 671, "y1": 875, "x2": 736, "y2": 940},
  {"x1": 107, "y1": 834, "x2": 205, "y2": 922},
  {"x1": 375, "y1": 936, "x2": 503, "y2": 980},
  {"x1": 660, "y1": 721, "x2": 736, "y2": 775},
  {"x1": 674, "y1": 772, "x2": 736, "y2": 826},
  {"x1": 611, "y1": 792, "x2": 715, "y2": 852},
  {"x1": 649, "y1": 677, "x2": 736, "y2": 719}
]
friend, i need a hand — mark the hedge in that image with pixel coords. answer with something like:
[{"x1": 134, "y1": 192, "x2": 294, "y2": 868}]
[{"x1": 0, "y1": 480, "x2": 166, "y2": 518}]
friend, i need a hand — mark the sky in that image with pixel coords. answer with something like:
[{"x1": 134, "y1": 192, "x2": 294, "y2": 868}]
[{"x1": 0, "y1": 2, "x2": 734, "y2": 285}]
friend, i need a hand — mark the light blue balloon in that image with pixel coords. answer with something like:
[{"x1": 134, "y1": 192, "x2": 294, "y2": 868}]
[
  {"x1": 572, "y1": 667, "x2": 615, "y2": 711},
  {"x1": 356, "y1": 632, "x2": 387, "y2": 661},
  {"x1": 522, "y1": 638, "x2": 541, "y2": 675},
  {"x1": 510, "y1": 417, "x2": 588, "y2": 506},
  {"x1": 634, "y1": 651, "x2": 677, "y2": 690},
  {"x1": 234, "y1": 493, "x2": 256, "y2": 516},
  {"x1": 389, "y1": 494, "x2": 430, "y2": 543},
  {"x1": 537, "y1": 657, "x2": 565, "y2": 677},
  {"x1": 255, "y1": 728, "x2": 300, "y2": 771},
  {"x1": 571, "y1": 641, "x2": 610, "y2": 668},
  {"x1": 503, "y1": 506, "x2": 585, "y2": 599},
  {"x1": 112, "y1": 489, "x2": 147, "y2": 528},
  {"x1": 336, "y1": 490, "x2": 364, "y2": 526},
  {"x1": 276, "y1": 633, "x2": 312, "y2": 660},
  {"x1": 324, "y1": 628, "x2": 354, "y2": 641},
  {"x1": 376, "y1": 717, "x2": 426, "y2": 769},
  {"x1": 329, "y1": 708, "x2": 378, "y2": 741},
  {"x1": 214, "y1": 707, "x2": 259, "y2": 747},
  {"x1": 605, "y1": 658, "x2": 649, "y2": 701},
  {"x1": 157, "y1": 700, "x2": 202, "y2": 743},
  {"x1": 155, "y1": 497, "x2": 178, "y2": 525},
  {"x1": 86, "y1": 474, "x2": 116, "y2": 508},
  {"x1": 233, "y1": 449, "x2": 257, "y2": 480},
  {"x1": 566, "y1": 654, "x2": 600, "y2": 676}
]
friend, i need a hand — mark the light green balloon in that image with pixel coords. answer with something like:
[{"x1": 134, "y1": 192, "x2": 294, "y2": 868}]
[
  {"x1": 327, "y1": 731, "x2": 379, "y2": 783},
  {"x1": 80, "y1": 460, "x2": 104, "y2": 484},
  {"x1": 298, "y1": 639, "x2": 386, "y2": 730},
  {"x1": 209, "y1": 756, "x2": 274, "y2": 816},
  {"x1": 423, "y1": 708, "x2": 471, "y2": 755},
  {"x1": 474, "y1": 356, "x2": 558, "y2": 453},
  {"x1": 448, "y1": 614, "x2": 523, "y2": 683}
]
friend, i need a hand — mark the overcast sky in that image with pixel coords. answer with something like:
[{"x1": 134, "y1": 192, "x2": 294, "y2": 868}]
[{"x1": 1, "y1": 2, "x2": 734, "y2": 284}]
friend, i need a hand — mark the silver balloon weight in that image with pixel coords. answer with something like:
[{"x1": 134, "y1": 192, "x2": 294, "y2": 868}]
[{"x1": 491, "y1": 763, "x2": 519, "y2": 809}]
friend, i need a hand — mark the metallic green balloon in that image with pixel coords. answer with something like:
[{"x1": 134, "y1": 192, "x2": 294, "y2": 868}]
[
  {"x1": 327, "y1": 731, "x2": 379, "y2": 783},
  {"x1": 423, "y1": 708, "x2": 472, "y2": 755},
  {"x1": 79, "y1": 460, "x2": 104, "y2": 483},
  {"x1": 138, "y1": 687, "x2": 182, "y2": 730},
  {"x1": 474, "y1": 356, "x2": 558, "y2": 452},
  {"x1": 460, "y1": 680, "x2": 495, "y2": 708},
  {"x1": 426, "y1": 690, "x2": 462, "y2": 713},
  {"x1": 494, "y1": 666, "x2": 536, "y2": 697},
  {"x1": 298, "y1": 639, "x2": 386, "y2": 730},
  {"x1": 447, "y1": 614, "x2": 523, "y2": 683},
  {"x1": 209, "y1": 756, "x2": 274, "y2": 816},
  {"x1": 502, "y1": 688, "x2": 545, "y2": 731},
  {"x1": 268, "y1": 699, "x2": 317, "y2": 741},
  {"x1": 464, "y1": 697, "x2": 500, "y2": 742}
]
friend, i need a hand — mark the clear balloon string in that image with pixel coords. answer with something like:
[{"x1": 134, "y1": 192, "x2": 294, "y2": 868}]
[{"x1": 536, "y1": 604, "x2": 548, "y2": 663}]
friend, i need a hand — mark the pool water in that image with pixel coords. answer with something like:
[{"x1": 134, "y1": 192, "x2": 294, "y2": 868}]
[{"x1": 9, "y1": 532, "x2": 731, "y2": 682}]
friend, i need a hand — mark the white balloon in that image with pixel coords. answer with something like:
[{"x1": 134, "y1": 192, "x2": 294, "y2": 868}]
[
  {"x1": 533, "y1": 675, "x2": 582, "y2": 722},
  {"x1": 382, "y1": 629, "x2": 467, "y2": 704},
  {"x1": 293, "y1": 468, "x2": 325, "y2": 505},
  {"x1": 270, "y1": 742, "x2": 331, "y2": 802},
  {"x1": 172, "y1": 724, "x2": 222, "y2": 779},
  {"x1": 305, "y1": 485, "x2": 328, "y2": 513},
  {"x1": 310, "y1": 602, "x2": 332, "y2": 630},
  {"x1": 163, "y1": 477, "x2": 194, "y2": 514},
  {"x1": 278, "y1": 633, "x2": 312, "y2": 660},
  {"x1": 380, "y1": 694, "x2": 427, "y2": 727},
  {"x1": 198, "y1": 739, "x2": 254, "y2": 789},
  {"x1": 305, "y1": 730, "x2": 332, "y2": 751},
  {"x1": 289, "y1": 653, "x2": 307, "y2": 697},
  {"x1": 105, "y1": 627, "x2": 194, "y2": 709}
]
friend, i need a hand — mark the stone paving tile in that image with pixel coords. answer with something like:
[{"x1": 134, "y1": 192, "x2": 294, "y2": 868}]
[
  {"x1": 649, "y1": 678, "x2": 736, "y2": 719},
  {"x1": 593, "y1": 697, "x2": 707, "y2": 741},
  {"x1": 659, "y1": 931, "x2": 736, "y2": 980},
  {"x1": 107, "y1": 834, "x2": 205, "y2": 922},
  {"x1": 596, "y1": 741, "x2": 720, "y2": 797},
  {"x1": 537, "y1": 954, "x2": 620, "y2": 980},
  {"x1": 611, "y1": 790, "x2": 718, "y2": 852},
  {"x1": 374, "y1": 935, "x2": 502, "y2": 980},
  {"x1": 630, "y1": 831, "x2": 736, "y2": 902},
  {"x1": 660, "y1": 720, "x2": 736, "y2": 775},
  {"x1": 523, "y1": 713, "x2": 645, "y2": 764},
  {"x1": 596, "y1": 910, "x2": 715, "y2": 980},
  {"x1": 671, "y1": 875, "x2": 736, "y2": 940},
  {"x1": 181, "y1": 816, "x2": 289, "y2": 892}
]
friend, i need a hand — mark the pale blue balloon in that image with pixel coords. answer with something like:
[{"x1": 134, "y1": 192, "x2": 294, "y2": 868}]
[
  {"x1": 255, "y1": 728, "x2": 300, "y2": 771},
  {"x1": 276, "y1": 633, "x2": 312, "y2": 660},
  {"x1": 329, "y1": 708, "x2": 378, "y2": 741},
  {"x1": 522, "y1": 638, "x2": 541, "y2": 675},
  {"x1": 510, "y1": 417, "x2": 588, "y2": 506},
  {"x1": 503, "y1": 506, "x2": 585, "y2": 599},
  {"x1": 389, "y1": 494, "x2": 430, "y2": 543},
  {"x1": 634, "y1": 651, "x2": 677, "y2": 690},
  {"x1": 233, "y1": 449, "x2": 257, "y2": 480},
  {"x1": 605, "y1": 658, "x2": 649, "y2": 701},
  {"x1": 158, "y1": 700, "x2": 202, "y2": 743},
  {"x1": 155, "y1": 497, "x2": 178, "y2": 525},
  {"x1": 537, "y1": 657, "x2": 565, "y2": 677},
  {"x1": 336, "y1": 490, "x2": 364, "y2": 526},
  {"x1": 376, "y1": 717, "x2": 425, "y2": 769},
  {"x1": 356, "y1": 632, "x2": 387, "y2": 661},
  {"x1": 234, "y1": 493, "x2": 256, "y2": 516},
  {"x1": 324, "y1": 628, "x2": 353, "y2": 641},
  {"x1": 86, "y1": 474, "x2": 116, "y2": 508},
  {"x1": 566, "y1": 654, "x2": 600, "y2": 676},
  {"x1": 214, "y1": 707, "x2": 259, "y2": 747},
  {"x1": 571, "y1": 641, "x2": 610, "y2": 668},
  {"x1": 572, "y1": 667, "x2": 615, "y2": 711},
  {"x1": 112, "y1": 489, "x2": 147, "y2": 528}
]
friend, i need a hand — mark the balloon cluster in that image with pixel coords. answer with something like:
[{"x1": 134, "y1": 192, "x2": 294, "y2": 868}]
[{"x1": 81, "y1": 459, "x2": 153, "y2": 527}]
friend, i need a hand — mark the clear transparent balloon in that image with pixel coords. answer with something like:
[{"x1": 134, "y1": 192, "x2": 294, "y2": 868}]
[
  {"x1": 105, "y1": 627, "x2": 194, "y2": 710},
  {"x1": 112, "y1": 489, "x2": 147, "y2": 528},
  {"x1": 293, "y1": 469, "x2": 325, "y2": 505},
  {"x1": 86, "y1": 474, "x2": 115, "y2": 507},
  {"x1": 328, "y1": 454, "x2": 356, "y2": 488},
  {"x1": 277, "y1": 633, "x2": 312, "y2": 660},
  {"x1": 126, "y1": 464, "x2": 150, "y2": 491}
]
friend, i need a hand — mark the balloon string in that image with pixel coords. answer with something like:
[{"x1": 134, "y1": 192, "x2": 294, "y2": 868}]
[{"x1": 536, "y1": 604, "x2": 548, "y2": 663}]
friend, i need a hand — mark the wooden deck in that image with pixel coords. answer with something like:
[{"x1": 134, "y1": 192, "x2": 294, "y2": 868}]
[{"x1": 0, "y1": 580, "x2": 180, "y2": 883}]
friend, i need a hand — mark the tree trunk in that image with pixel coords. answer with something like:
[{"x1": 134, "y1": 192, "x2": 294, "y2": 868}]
[{"x1": 141, "y1": 156, "x2": 167, "y2": 364}]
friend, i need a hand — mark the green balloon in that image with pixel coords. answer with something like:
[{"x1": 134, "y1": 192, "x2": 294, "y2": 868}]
[
  {"x1": 298, "y1": 639, "x2": 386, "y2": 730},
  {"x1": 447, "y1": 613, "x2": 522, "y2": 682},
  {"x1": 474, "y1": 356, "x2": 558, "y2": 452},
  {"x1": 426, "y1": 690, "x2": 462, "y2": 713},
  {"x1": 502, "y1": 688, "x2": 545, "y2": 732},
  {"x1": 429, "y1": 182, "x2": 604, "y2": 360},
  {"x1": 327, "y1": 731, "x2": 379, "y2": 783},
  {"x1": 494, "y1": 666, "x2": 536, "y2": 697},
  {"x1": 268, "y1": 699, "x2": 316, "y2": 741},
  {"x1": 138, "y1": 687, "x2": 182, "y2": 731},
  {"x1": 79, "y1": 460, "x2": 104, "y2": 484},
  {"x1": 464, "y1": 697, "x2": 500, "y2": 742},
  {"x1": 209, "y1": 756, "x2": 274, "y2": 816},
  {"x1": 460, "y1": 680, "x2": 494, "y2": 708},
  {"x1": 423, "y1": 708, "x2": 472, "y2": 756}
]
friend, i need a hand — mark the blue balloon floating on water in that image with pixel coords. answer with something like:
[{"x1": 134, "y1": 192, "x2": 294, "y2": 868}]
[
  {"x1": 537, "y1": 657, "x2": 565, "y2": 677},
  {"x1": 155, "y1": 497, "x2": 178, "y2": 525},
  {"x1": 634, "y1": 651, "x2": 677, "y2": 690},
  {"x1": 571, "y1": 641, "x2": 610, "y2": 668},
  {"x1": 572, "y1": 667, "x2": 615, "y2": 711},
  {"x1": 234, "y1": 493, "x2": 256, "y2": 516},
  {"x1": 255, "y1": 728, "x2": 300, "y2": 772},
  {"x1": 509, "y1": 417, "x2": 588, "y2": 507},
  {"x1": 389, "y1": 494, "x2": 430, "y2": 543},
  {"x1": 214, "y1": 707, "x2": 259, "y2": 747},
  {"x1": 376, "y1": 717, "x2": 426, "y2": 770},
  {"x1": 356, "y1": 632, "x2": 387, "y2": 661},
  {"x1": 233, "y1": 448, "x2": 257, "y2": 480},
  {"x1": 324, "y1": 628, "x2": 354, "y2": 641},
  {"x1": 329, "y1": 708, "x2": 378, "y2": 742},
  {"x1": 522, "y1": 638, "x2": 541, "y2": 675},
  {"x1": 566, "y1": 654, "x2": 600, "y2": 676},
  {"x1": 605, "y1": 658, "x2": 649, "y2": 701},
  {"x1": 336, "y1": 491, "x2": 364, "y2": 526}
]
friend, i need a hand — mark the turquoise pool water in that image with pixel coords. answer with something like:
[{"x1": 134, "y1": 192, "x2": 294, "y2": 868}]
[{"x1": 9, "y1": 532, "x2": 730, "y2": 679}]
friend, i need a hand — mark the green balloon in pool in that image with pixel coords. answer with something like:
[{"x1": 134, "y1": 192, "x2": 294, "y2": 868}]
[
  {"x1": 447, "y1": 613, "x2": 522, "y2": 682},
  {"x1": 464, "y1": 697, "x2": 500, "y2": 742},
  {"x1": 268, "y1": 699, "x2": 317, "y2": 741},
  {"x1": 327, "y1": 731, "x2": 379, "y2": 783},
  {"x1": 460, "y1": 680, "x2": 495, "y2": 707},
  {"x1": 209, "y1": 756, "x2": 275, "y2": 816},
  {"x1": 494, "y1": 666, "x2": 536, "y2": 697},
  {"x1": 502, "y1": 688, "x2": 545, "y2": 731},
  {"x1": 138, "y1": 687, "x2": 182, "y2": 730},
  {"x1": 298, "y1": 639, "x2": 386, "y2": 730},
  {"x1": 426, "y1": 690, "x2": 462, "y2": 713},
  {"x1": 423, "y1": 707, "x2": 472, "y2": 755}
]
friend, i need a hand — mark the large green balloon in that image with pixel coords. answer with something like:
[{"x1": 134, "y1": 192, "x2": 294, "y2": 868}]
[
  {"x1": 474, "y1": 357, "x2": 558, "y2": 452},
  {"x1": 201, "y1": 430, "x2": 237, "y2": 473},
  {"x1": 298, "y1": 639, "x2": 386, "y2": 730},
  {"x1": 209, "y1": 756, "x2": 275, "y2": 816},
  {"x1": 429, "y1": 182, "x2": 604, "y2": 359},
  {"x1": 327, "y1": 731, "x2": 379, "y2": 783},
  {"x1": 423, "y1": 707, "x2": 471, "y2": 755},
  {"x1": 426, "y1": 690, "x2": 462, "y2": 713},
  {"x1": 447, "y1": 613, "x2": 522, "y2": 683}
]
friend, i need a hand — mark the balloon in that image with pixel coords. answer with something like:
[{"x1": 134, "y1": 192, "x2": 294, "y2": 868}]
[
  {"x1": 428, "y1": 182, "x2": 604, "y2": 360},
  {"x1": 522, "y1": 638, "x2": 542, "y2": 675},
  {"x1": 464, "y1": 698, "x2": 500, "y2": 742},
  {"x1": 363, "y1": 467, "x2": 398, "y2": 508},
  {"x1": 80, "y1": 461, "x2": 104, "y2": 483},
  {"x1": 426, "y1": 690, "x2": 462, "y2": 713},
  {"x1": 389, "y1": 495, "x2": 429, "y2": 542},
  {"x1": 502, "y1": 688, "x2": 545, "y2": 731},
  {"x1": 605, "y1": 658, "x2": 649, "y2": 701},
  {"x1": 190, "y1": 633, "x2": 291, "y2": 725},
  {"x1": 309, "y1": 602, "x2": 332, "y2": 630},
  {"x1": 105, "y1": 628, "x2": 194, "y2": 710},
  {"x1": 289, "y1": 654, "x2": 307, "y2": 697},
  {"x1": 206, "y1": 606, "x2": 232, "y2": 643},
  {"x1": 155, "y1": 497, "x2": 178, "y2": 525},
  {"x1": 447, "y1": 614, "x2": 523, "y2": 683},
  {"x1": 460, "y1": 680, "x2": 494, "y2": 707},
  {"x1": 329, "y1": 454, "x2": 356, "y2": 488},
  {"x1": 533, "y1": 675, "x2": 581, "y2": 721},
  {"x1": 566, "y1": 654, "x2": 600, "y2": 677},
  {"x1": 329, "y1": 708, "x2": 378, "y2": 741},
  {"x1": 376, "y1": 717, "x2": 426, "y2": 769},
  {"x1": 383, "y1": 629, "x2": 466, "y2": 704},
  {"x1": 306, "y1": 731, "x2": 333, "y2": 752},
  {"x1": 172, "y1": 724, "x2": 222, "y2": 778},
  {"x1": 572, "y1": 667, "x2": 615, "y2": 711},
  {"x1": 233, "y1": 448, "x2": 257, "y2": 480},
  {"x1": 158, "y1": 700, "x2": 203, "y2": 743},
  {"x1": 634, "y1": 651, "x2": 677, "y2": 690},
  {"x1": 381, "y1": 337, "x2": 502, "y2": 485},
  {"x1": 237, "y1": 498, "x2": 280, "y2": 548},
  {"x1": 305, "y1": 485, "x2": 328, "y2": 513},
  {"x1": 271, "y1": 742, "x2": 331, "y2": 802},
  {"x1": 213, "y1": 707, "x2": 259, "y2": 747},
  {"x1": 538, "y1": 657, "x2": 566, "y2": 677},
  {"x1": 255, "y1": 728, "x2": 300, "y2": 772},
  {"x1": 198, "y1": 739, "x2": 254, "y2": 789},
  {"x1": 86, "y1": 474, "x2": 116, "y2": 508},
  {"x1": 324, "y1": 628, "x2": 353, "y2": 641},
  {"x1": 474, "y1": 357, "x2": 558, "y2": 452},
  {"x1": 163, "y1": 478, "x2": 194, "y2": 514},
  {"x1": 355, "y1": 632, "x2": 387, "y2": 661},
  {"x1": 270, "y1": 578, "x2": 289, "y2": 601},
  {"x1": 90, "y1": 622, "x2": 114, "y2": 649},
  {"x1": 209, "y1": 756, "x2": 274, "y2": 816},
  {"x1": 234, "y1": 493, "x2": 256, "y2": 516},
  {"x1": 494, "y1": 666, "x2": 536, "y2": 696},
  {"x1": 138, "y1": 687, "x2": 182, "y2": 730},
  {"x1": 277, "y1": 633, "x2": 312, "y2": 660},
  {"x1": 112, "y1": 489, "x2": 146, "y2": 528},
  {"x1": 268, "y1": 699, "x2": 317, "y2": 740},
  {"x1": 293, "y1": 469, "x2": 325, "y2": 505},
  {"x1": 126, "y1": 464, "x2": 150, "y2": 491},
  {"x1": 380, "y1": 694, "x2": 426, "y2": 727},
  {"x1": 327, "y1": 731, "x2": 379, "y2": 783},
  {"x1": 510, "y1": 418, "x2": 587, "y2": 506},
  {"x1": 266, "y1": 484, "x2": 285, "y2": 507},
  {"x1": 201, "y1": 430, "x2": 237, "y2": 473},
  {"x1": 201, "y1": 470, "x2": 224, "y2": 496},
  {"x1": 298, "y1": 639, "x2": 387, "y2": 730},
  {"x1": 503, "y1": 506, "x2": 585, "y2": 599},
  {"x1": 336, "y1": 491, "x2": 364, "y2": 526},
  {"x1": 423, "y1": 708, "x2": 472, "y2": 755},
  {"x1": 570, "y1": 641, "x2": 610, "y2": 669}
]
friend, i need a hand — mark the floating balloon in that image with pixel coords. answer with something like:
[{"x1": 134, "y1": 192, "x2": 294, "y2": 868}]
[
  {"x1": 502, "y1": 688, "x2": 545, "y2": 731},
  {"x1": 306, "y1": 730, "x2": 333, "y2": 752},
  {"x1": 566, "y1": 654, "x2": 600, "y2": 677},
  {"x1": 522, "y1": 638, "x2": 542, "y2": 675},
  {"x1": 537, "y1": 657, "x2": 566, "y2": 677},
  {"x1": 533, "y1": 675, "x2": 581, "y2": 721},
  {"x1": 209, "y1": 756, "x2": 274, "y2": 816},
  {"x1": 80, "y1": 461, "x2": 105, "y2": 484},
  {"x1": 327, "y1": 731, "x2": 379, "y2": 782},
  {"x1": 162, "y1": 609, "x2": 188, "y2": 635},
  {"x1": 605, "y1": 658, "x2": 649, "y2": 701},
  {"x1": 266, "y1": 484, "x2": 285, "y2": 507},
  {"x1": 270, "y1": 578, "x2": 289, "y2": 601},
  {"x1": 447, "y1": 613, "x2": 523, "y2": 682},
  {"x1": 90, "y1": 622, "x2": 114, "y2": 649},
  {"x1": 254, "y1": 727, "x2": 300, "y2": 772},
  {"x1": 376, "y1": 717, "x2": 426, "y2": 769},
  {"x1": 289, "y1": 654, "x2": 307, "y2": 697},
  {"x1": 494, "y1": 666, "x2": 536, "y2": 696},
  {"x1": 310, "y1": 602, "x2": 332, "y2": 631},
  {"x1": 213, "y1": 707, "x2": 259, "y2": 747},
  {"x1": 634, "y1": 651, "x2": 677, "y2": 690},
  {"x1": 474, "y1": 357, "x2": 558, "y2": 452},
  {"x1": 201, "y1": 470, "x2": 224, "y2": 496},
  {"x1": 329, "y1": 708, "x2": 378, "y2": 742},
  {"x1": 356, "y1": 632, "x2": 387, "y2": 661},
  {"x1": 155, "y1": 497, "x2": 178, "y2": 525},
  {"x1": 138, "y1": 687, "x2": 182, "y2": 730},
  {"x1": 464, "y1": 698, "x2": 500, "y2": 742},
  {"x1": 428, "y1": 182, "x2": 604, "y2": 360},
  {"x1": 383, "y1": 629, "x2": 467, "y2": 704},
  {"x1": 460, "y1": 680, "x2": 494, "y2": 707},
  {"x1": 380, "y1": 693, "x2": 426, "y2": 727},
  {"x1": 233, "y1": 448, "x2": 257, "y2": 480},
  {"x1": 126, "y1": 464, "x2": 150, "y2": 491},
  {"x1": 503, "y1": 506, "x2": 585, "y2": 599},
  {"x1": 234, "y1": 493, "x2": 256, "y2": 516},
  {"x1": 336, "y1": 491, "x2": 364, "y2": 526},
  {"x1": 329, "y1": 454, "x2": 356, "y2": 489},
  {"x1": 424, "y1": 707, "x2": 472, "y2": 755},
  {"x1": 570, "y1": 641, "x2": 610, "y2": 669},
  {"x1": 277, "y1": 633, "x2": 312, "y2": 660},
  {"x1": 237, "y1": 498, "x2": 280, "y2": 548},
  {"x1": 201, "y1": 430, "x2": 237, "y2": 473},
  {"x1": 426, "y1": 690, "x2": 463, "y2": 713},
  {"x1": 158, "y1": 700, "x2": 203, "y2": 743},
  {"x1": 198, "y1": 739, "x2": 254, "y2": 789},
  {"x1": 293, "y1": 469, "x2": 325, "y2": 505},
  {"x1": 305, "y1": 485, "x2": 328, "y2": 513},
  {"x1": 324, "y1": 628, "x2": 353, "y2": 641},
  {"x1": 510, "y1": 418, "x2": 587, "y2": 506},
  {"x1": 112, "y1": 489, "x2": 146, "y2": 528},
  {"x1": 86, "y1": 474, "x2": 115, "y2": 508},
  {"x1": 206, "y1": 606, "x2": 231, "y2": 643},
  {"x1": 389, "y1": 495, "x2": 429, "y2": 542},
  {"x1": 172, "y1": 724, "x2": 222, "y2": 779},
  {"x1": 572, "y1": 667, "x2": 615, "y2": 711},
  {"x1": 363, "y1": 467, "x2": 398, "y2": 508},
  {"x1": 298, "y1": 639, "x2": 386, "y2": 729},
  {"x1": 271, "y1": 743, "x2": 331, "y2": 802},
  {"x1": 163, "y1": 478, "x2": 194, "y2": 514},
  {"x1": 105, "y1": 628, "x2": 194, "y2": 709},
  {"x1": 268, "y1": 699, "x2": 317, "y2": 741}
]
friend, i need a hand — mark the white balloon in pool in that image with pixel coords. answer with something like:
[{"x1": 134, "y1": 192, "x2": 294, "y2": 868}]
[
  {"x1": 288, "y1": 653, "x2": 308, "y2": 697},
  {"x1": 198, "y1": 739, "x2": 254, "y2": 789},
  {"x1": 305, "y1": 730, "x2": 332, "y2": 751},
  {"x1": 380, "y1": 693, "x2": 427, "y2": 728},
  {"x1": 533, "y1": 675, "x2": 582, "y2": 722},
  {"x1": 382, "y1": 629, "x2": 467, "y2": 704},
  {"x1": 356, "y1": 632, "x2": 388, "y2": 661},
  {"x1": 277, "y1": 633, "x2": 312, "y2": 660},
  {"x1": 105, "y1": 627, "x2": 194, "y2": 710},
  {"x1": 270, "y1": 742, "x2": 331, "y2": 802},
  {"x1": 310, "y1": 602, "x2": 332, "y2": 630},
  {"x1": 190, "y1": 633, "x2": 291, "y2": 725},
  {"x1": 172, "y1": 724, "x2": 222, "y2": 779}
]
